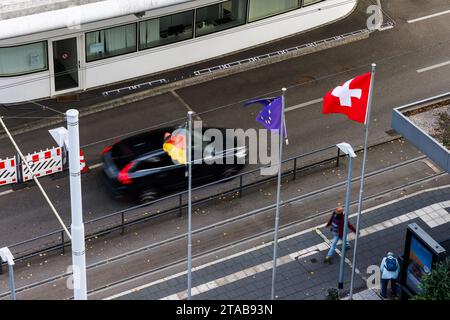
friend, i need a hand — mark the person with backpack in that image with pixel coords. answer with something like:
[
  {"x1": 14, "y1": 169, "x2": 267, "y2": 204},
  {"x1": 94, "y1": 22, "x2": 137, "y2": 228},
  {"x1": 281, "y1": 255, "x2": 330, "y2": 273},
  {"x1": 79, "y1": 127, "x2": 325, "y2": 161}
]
[
  {"x1": 379, "y1": 252, "x2": 400, "y2": 299},
  {"x1": 324, "y1": 207, "x2": 356, "y2": 264}
]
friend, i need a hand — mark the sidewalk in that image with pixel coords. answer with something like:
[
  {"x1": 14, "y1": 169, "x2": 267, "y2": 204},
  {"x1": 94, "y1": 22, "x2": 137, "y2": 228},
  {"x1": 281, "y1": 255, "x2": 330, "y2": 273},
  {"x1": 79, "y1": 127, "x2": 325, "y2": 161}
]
[{"x1": 110, "y1": 185, "x2": 450, "y2": 300}]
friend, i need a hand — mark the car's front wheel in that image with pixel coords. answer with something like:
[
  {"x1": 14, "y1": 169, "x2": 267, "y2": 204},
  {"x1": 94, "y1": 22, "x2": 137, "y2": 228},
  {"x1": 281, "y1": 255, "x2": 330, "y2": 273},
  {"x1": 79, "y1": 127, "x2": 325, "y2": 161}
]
[{"x1": 138, "y1": 188, "x2": 157, "y2": 204}]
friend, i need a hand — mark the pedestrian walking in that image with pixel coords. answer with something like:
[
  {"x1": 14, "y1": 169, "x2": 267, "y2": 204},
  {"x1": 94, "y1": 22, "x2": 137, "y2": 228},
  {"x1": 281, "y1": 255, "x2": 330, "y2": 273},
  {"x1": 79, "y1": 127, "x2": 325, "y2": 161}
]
[
  {"x1": 379, "y1": 252, "x2": 400, "y2": 299},
  {"x1": 324, "y1": 207, "x2": 356, "y2": 263}
]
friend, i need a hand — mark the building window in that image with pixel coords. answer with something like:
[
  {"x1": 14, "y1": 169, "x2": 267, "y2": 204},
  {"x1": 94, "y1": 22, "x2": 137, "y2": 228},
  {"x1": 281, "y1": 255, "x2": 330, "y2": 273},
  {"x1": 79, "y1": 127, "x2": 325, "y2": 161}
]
[
  {"x1": 86, "y1": 23, "x2": 137, "y2": 62},
  {"x1": 195, "y1": 0, "x2": 247, "y2": 37},
  {"x1": 248, "y1": 0, "x2": 300, "y2": 22},
  {"x1": 139, "y1": 10, "x2": 194, "y2": 50},
  {"x1": 0, "y1": 41, "x2": 48, "y2": 76},
  {"x1": 302, "y1": 0, "x2": 323, "y2": 6}
]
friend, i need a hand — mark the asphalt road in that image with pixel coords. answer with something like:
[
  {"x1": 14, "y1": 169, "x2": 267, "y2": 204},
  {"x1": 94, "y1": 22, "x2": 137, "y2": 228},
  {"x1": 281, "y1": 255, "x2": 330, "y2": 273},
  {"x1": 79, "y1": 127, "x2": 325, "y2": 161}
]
[{"x1": 0, "y1": 0, "x2": 449, "y2": 299}]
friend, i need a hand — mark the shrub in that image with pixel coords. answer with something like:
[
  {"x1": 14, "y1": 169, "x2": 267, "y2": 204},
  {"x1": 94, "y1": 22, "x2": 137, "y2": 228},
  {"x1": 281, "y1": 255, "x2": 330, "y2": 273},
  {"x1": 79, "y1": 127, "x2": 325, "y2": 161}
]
[{"x1": 413, "y1": 258, "x2": 450, "y2": 300}]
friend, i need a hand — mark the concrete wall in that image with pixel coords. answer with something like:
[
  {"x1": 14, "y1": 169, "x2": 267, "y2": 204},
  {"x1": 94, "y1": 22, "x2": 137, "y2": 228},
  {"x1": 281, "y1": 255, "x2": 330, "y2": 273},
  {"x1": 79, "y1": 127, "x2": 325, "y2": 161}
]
[{"x1": 392, "y1": 94, "x2": 450, "y2": 173}]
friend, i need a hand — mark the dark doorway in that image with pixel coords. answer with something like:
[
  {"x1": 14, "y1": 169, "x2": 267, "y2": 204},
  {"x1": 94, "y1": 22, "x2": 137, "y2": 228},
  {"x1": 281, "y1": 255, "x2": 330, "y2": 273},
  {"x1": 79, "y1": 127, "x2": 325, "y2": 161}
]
[{"x1": 53, "y1": 38, "x2": 79, "y2": 92}]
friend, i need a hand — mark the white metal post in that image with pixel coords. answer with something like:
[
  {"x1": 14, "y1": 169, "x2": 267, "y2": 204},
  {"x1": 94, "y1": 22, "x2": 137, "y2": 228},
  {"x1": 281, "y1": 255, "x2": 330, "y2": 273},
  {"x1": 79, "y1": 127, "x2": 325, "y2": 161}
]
[
  {"x1": 338, "y1": 151, "x2": 354, "y2": 289},
  {"x1": 0, "y1": 247, "x2": 15, "y2": 300},
  {"x1": 335, "y1": 143, "x2": 356, "y2": 290},
  {"x1": 8, "y1": 264, "x2": 16, "y2": 300},
  {"x1": 187, "y1": 111, "x2": 194, "y2": 300},
  {"x1": 66, "y1": 109, "x2": 87, "y2": 300},
  {"x1": 270, "y1": 88, "x2": 287, "y2": 300}
]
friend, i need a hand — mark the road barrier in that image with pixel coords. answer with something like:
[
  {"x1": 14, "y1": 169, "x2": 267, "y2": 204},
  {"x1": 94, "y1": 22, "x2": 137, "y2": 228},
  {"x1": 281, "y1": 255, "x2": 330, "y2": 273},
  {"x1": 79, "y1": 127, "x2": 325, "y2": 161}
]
[
  {"x1": 22, "y1": 147, "x2": 63, "y2": 182},
  {"x1": 80, "y1": 149, "x2": 87, "y2": 173},
  {"x1": 0, "y1": 146, "x2": 86, "y2": 185},
  {"x1": 0, "y1": 156, "x2": 17, "y2": 186}
]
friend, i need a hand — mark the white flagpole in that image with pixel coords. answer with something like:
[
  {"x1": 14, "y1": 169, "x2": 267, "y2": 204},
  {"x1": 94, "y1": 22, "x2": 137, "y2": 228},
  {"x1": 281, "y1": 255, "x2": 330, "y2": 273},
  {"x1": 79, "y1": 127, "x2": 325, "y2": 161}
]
[
  {"x1": 187, "y1": 111, "x2": 194, "y2": 300},
  {"x1": 270, "y1": 87, "x2": 287, "y2": 300},
  {"x1": 283, "y1": 119, "x2": 289, "y2": 146},
  {"x1": 349, "y1": 63, "x2": 377, "y2": 299}
]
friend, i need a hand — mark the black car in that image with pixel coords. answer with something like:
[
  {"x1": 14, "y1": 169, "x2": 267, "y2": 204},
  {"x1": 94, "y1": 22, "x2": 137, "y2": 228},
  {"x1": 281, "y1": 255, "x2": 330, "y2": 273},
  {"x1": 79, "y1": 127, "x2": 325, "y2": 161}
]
[{"x1": 102, "y1": 126, "x2": 247, "y2": 202}]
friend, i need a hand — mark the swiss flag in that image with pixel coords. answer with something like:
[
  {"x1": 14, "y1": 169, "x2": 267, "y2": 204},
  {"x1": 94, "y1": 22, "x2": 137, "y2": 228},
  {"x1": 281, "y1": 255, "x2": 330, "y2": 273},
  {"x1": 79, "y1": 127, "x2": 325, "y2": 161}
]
[{"x1": 323, "y1": 73, "x2": 372, "y2": 124}]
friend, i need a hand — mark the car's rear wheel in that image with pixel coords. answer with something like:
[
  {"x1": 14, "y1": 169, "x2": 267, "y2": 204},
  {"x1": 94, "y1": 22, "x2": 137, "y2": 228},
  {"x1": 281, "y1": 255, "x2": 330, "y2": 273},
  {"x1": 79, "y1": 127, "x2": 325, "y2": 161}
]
[{"x1": 139, "y1": 188, "x2": 157, "y2": 204}]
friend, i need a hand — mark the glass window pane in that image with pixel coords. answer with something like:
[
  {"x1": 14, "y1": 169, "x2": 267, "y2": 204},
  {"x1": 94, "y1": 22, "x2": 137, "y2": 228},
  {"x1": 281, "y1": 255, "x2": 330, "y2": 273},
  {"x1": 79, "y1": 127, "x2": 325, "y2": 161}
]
[
  {"x1": 0, "y1": 42, "x2": 48, "y2": 76},
  {"x1": 303, "y1": 0, "x2": 322, "y2": 6},
  {"x1": 249, "y1": 0, "x2": 299, "y2": 22},
  {"x1": 195, "y1": 0, "x2": 247, "y2": 37},
  {"x1": 139, "y1": 11, "x2": 194, "y2": 50},
  {"x1": 86, "y1": 23, "x2": 137, "y2": 62}
]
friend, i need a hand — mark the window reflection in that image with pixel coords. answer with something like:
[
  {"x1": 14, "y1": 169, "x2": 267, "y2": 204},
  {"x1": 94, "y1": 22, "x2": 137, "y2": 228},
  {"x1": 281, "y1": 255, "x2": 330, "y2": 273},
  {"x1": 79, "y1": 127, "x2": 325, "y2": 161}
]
[
  {"x1": 195, "y1": 0, "x2": 247, "y2": 37},
  {"x1": 139, "y1": 11, "x2": 194, "y2": 50}
]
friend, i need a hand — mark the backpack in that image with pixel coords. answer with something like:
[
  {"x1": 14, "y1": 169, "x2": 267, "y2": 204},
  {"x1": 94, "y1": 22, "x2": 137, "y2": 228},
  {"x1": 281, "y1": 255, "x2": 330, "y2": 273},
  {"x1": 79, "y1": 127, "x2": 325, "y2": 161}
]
[{"x1": 385, "y1": 256, "x2": 398, "y2": 272}]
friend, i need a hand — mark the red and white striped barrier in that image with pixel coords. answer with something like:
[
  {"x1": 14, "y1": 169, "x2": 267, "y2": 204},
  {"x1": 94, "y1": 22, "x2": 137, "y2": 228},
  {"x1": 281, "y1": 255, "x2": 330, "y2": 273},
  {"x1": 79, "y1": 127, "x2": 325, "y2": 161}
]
[
  {"x1": 80, "y1": 149, "x2": 88, "y2": 173},
  {"x1": 0, "y1": 157, "x2": 17, "y2": 186},
  {"x1": 22, "y1": 147, "x2": 63, "y2": 182}
]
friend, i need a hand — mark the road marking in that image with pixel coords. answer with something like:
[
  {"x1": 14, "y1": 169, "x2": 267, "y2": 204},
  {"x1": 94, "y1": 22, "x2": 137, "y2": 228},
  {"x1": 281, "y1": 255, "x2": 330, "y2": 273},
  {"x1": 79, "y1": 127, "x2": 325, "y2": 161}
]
[
  {"x1": 89, "y1": 163, "x2": 103, "y2": 170},
  {"x1": 407, "y1": 9, "x2": 450, "y2": 24},
  {"x1": 104, "y1": 185, "x2": 450, "y2": 300},
  {"x1": 315, "y1": 228, "x2": 364, "y2": 280},
  {"x1": 285, "y1": 98, "x2": 323, "y2": 112},
  {"x1": 417, "y1": 60, "x2": 450, "y2": 73},
  {"x1": 378, "y1": 25, "x2": 394, "y2": 31},
  {"x1": 0, "y1": 189, "x2": 13, "y2": 197},
  {"x1": 171, "y1": 90, "x2": 198, "y2": 116}
]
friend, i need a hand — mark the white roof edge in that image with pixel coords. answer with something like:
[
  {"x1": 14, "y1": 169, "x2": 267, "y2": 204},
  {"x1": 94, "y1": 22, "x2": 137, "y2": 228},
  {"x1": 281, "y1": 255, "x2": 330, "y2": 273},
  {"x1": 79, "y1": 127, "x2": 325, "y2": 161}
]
[{"x1": 0, "y1": 0, "x2": 193, "y2": 41}]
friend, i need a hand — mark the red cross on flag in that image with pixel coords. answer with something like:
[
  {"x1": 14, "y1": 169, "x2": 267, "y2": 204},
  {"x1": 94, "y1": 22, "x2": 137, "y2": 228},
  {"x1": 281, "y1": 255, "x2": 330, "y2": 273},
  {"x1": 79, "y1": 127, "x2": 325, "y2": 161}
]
[{"x1": 323, "y1": 72, "x2": 372, "y2": 124}]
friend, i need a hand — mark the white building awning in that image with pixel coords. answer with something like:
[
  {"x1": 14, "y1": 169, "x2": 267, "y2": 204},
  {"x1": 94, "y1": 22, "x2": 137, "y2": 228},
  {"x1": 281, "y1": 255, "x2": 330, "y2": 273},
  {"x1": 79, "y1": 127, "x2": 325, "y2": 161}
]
[{"x1": 0, "y1": 0, "x2": 192, "y2": 40}]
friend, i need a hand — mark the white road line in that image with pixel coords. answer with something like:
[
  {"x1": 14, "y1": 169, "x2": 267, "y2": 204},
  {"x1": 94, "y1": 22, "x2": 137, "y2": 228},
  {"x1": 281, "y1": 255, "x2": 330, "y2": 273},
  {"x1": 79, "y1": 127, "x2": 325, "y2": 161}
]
[
  {"x1": 407, "y1": 9, "x2": 450, "y2": 23},
  {"x1": 315, "y1": 229, "x2": 364, "y2": 280},
  {"x1": 89, "y1": 163, "x2": 103, "y2": 170},
  {"x1": 417, "y1": 60, "x2": 450, "y2": 73},
  {"x1": 378, "y1": 26, "x2": 393, "y2": 31},
  {"x1": 285, "y1": 98, "x2": 323, "y2": 112},
  {"x1": 0, "y1": 189, "x2": 13, "y2": 197},
  {"x1": 104, "y1": 184, "x2": 450, "y2": 300}
]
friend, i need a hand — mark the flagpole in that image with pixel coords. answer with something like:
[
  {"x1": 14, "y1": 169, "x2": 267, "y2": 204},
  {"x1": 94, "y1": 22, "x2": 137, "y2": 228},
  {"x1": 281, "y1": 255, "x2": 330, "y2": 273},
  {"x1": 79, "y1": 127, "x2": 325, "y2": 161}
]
[
  {"x1": 349, "y1": 63, "x2": 376, "y2": 299},
  {"x1": 187, "y1": 110, "x2": 194, "y2": 300},
  {"x1": 271, "y1": 87, "x2": 287, "y2": 300},
  {"x1": 283, "y1": 119, "x2": 289, "y2": 146}
]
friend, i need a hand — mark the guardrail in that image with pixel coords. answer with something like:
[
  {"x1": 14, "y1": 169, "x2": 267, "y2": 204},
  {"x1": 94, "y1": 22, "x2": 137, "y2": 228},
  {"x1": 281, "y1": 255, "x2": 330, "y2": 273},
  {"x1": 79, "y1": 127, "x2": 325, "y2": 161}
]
[{"x1": 1, "y1": 144, "x2": 342, "y2": 267}]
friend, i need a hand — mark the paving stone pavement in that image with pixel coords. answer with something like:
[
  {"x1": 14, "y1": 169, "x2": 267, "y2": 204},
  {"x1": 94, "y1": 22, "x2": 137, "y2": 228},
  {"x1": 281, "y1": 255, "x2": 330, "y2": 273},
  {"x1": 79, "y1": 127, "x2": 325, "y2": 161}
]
[{"x1": 114, "y1": 186, "x2": 450, "y2": 301}]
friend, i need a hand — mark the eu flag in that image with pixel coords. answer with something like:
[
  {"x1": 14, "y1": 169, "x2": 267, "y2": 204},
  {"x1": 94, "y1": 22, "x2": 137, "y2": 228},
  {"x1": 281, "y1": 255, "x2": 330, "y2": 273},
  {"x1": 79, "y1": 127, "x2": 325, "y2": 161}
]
[{"x1": 245, "y1": 96, "x2": 284, "y2": 132}]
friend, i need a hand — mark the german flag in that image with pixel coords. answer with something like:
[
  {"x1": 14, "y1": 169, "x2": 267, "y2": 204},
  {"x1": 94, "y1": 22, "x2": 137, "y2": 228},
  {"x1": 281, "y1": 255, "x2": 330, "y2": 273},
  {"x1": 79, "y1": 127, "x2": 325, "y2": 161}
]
[{"x1": 163, "y1": 129, "x2": 187, "y2": 165}]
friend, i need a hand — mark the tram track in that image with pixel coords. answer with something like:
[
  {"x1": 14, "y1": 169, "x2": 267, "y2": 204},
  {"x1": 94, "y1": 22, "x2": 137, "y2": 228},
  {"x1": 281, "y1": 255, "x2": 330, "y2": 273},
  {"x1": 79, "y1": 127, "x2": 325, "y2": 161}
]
[{"x1": 0, "y1": 154, "x2": 446, "y2": 300}]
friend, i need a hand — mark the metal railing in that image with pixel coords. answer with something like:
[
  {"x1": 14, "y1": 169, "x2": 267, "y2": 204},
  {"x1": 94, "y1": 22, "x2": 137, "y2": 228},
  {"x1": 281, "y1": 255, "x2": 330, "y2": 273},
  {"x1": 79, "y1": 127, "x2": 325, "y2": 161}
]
[{"x1": 1, "y1": 144, "x2": 343, "y2": 267}]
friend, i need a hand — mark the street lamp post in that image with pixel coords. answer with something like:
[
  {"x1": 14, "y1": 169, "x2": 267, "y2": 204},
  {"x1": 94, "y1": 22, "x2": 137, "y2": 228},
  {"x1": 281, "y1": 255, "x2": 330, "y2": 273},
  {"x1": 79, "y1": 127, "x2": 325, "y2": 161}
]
[
  {"x1": 336, "y1": 143, "x2": 356, "y2": 291},
  {"x1": 67, "y1": 109, "x2": 87, "y2": 300},
  {"x1": 0, "y1": 247, "x2": 16, "y2": 300}
]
